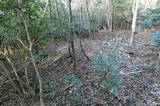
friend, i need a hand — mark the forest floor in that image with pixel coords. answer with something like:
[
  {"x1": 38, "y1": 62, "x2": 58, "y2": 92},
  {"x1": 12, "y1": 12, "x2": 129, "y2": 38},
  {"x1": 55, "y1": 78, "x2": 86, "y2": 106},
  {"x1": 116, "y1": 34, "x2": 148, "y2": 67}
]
[{"x1": 1, "y1": 30, "x2": 160, "y2": 106}]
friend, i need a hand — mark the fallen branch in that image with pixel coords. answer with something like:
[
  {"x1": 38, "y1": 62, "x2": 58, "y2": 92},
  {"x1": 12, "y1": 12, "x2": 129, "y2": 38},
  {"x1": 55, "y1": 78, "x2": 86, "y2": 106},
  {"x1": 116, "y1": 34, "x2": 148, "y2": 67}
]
[
  {"x1": 113, "y1": 70, "x2": 145, "y2": 76},
  {"x1": 54, "y1": 84, "x2": 75, "y2": 96}
]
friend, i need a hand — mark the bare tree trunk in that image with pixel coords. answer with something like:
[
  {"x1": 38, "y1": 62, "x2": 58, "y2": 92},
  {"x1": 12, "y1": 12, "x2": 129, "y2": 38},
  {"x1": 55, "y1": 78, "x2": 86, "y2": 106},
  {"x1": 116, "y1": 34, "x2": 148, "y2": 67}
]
[
  {"x1": 49, "y1": 0, "x2": 53, "y2": 24},
  {"x1": 69, "y1": 0, "x2": 76, "y2": 72},
  {"x1": 0, "y1": 62, "x2": 22, "y2": 96},
  {"x1": 42, "y1": 0, "x2": 49, "y2": 18},
  {"x1": 84, "y1": 0, "x2": 92, "y2": 37},
  {"x1": 15, "y1": 0, "x2": 45, "y2": 105},
  {"x1": 54, "y1": 0, "x2": 62, "y2": 37},
  {"x1": 105, "y1": 0, "x2": 113, "y2": 33},
  {"x1": 79, "y1": 0, "x2": 91, "y2": 61},
  {"x1": 130, "y1": 0, "x2": 140, "y2": 46}
]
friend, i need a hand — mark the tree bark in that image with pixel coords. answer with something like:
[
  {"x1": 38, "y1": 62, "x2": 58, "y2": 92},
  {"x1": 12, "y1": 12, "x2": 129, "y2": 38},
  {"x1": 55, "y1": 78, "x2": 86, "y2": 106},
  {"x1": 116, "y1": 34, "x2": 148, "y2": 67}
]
[
  {"x1": 79, "y1": 0, "x2": 91, "y2": 61},
  {"x1": 84, "y1": 0, "x2": 92, "y2": 37},
  {"x1": 104, "y1": 0, "x2": 113, "y2": 33},
  {"x1": 15, "y1": 1, "x2": 45, "y2": 105},
  {"x1": 130, "y1": 0, "x2": 140, "y2": 46},
  {"x1": 69, "y1": 0, "x2": 76, "y2": 72}
]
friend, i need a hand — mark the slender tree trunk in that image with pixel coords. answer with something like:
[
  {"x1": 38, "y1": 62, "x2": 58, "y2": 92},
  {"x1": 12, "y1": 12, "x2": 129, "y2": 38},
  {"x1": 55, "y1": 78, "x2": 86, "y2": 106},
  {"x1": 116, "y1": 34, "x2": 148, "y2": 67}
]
[
  {"x1": 84, "y1": 0, "x2": 92, "y2": 37},
  {"x1": 107, "y1": 0, "x2": 113, "y2": 32},
  {"x1": 54, "y1": 0, "x2": 62, "y2": 37},
  {"x1": 42, "y1": 0, "x2": 49, "y2": 18},
  {"x1": 130, "y1": 0, "x2": 140, "y2": 46},
  {"x1": 0, "y1": 62, "x2": 22, "y2": 96},
  {"x1": 49, "y1": 0, "x2": 53, "y2": 24},
  {"x1": 15, "y1": 1, "x2": 45, "y2": 104},
  {"x1": 69, "y1": 0, "x2": 76, "y2": 72},
  {"x1": 79, "y1": 0, "x2": 91, "y2": 61},
  {"x1": 104, "y1": 0, "x2": 113, "y2": 39}
]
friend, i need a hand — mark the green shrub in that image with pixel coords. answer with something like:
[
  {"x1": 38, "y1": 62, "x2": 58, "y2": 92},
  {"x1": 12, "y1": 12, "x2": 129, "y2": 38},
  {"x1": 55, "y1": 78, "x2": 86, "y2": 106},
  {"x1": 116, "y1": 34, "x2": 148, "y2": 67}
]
[
  {"x1": 91, "y1": 38, "x2": 127, "y2": 95},
  {"x1": 138, "y1": 8, "x2": 160, "y2": 28},
  {"x1": 151, "y1": 31, "x2": 160, "y2": 46}
]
